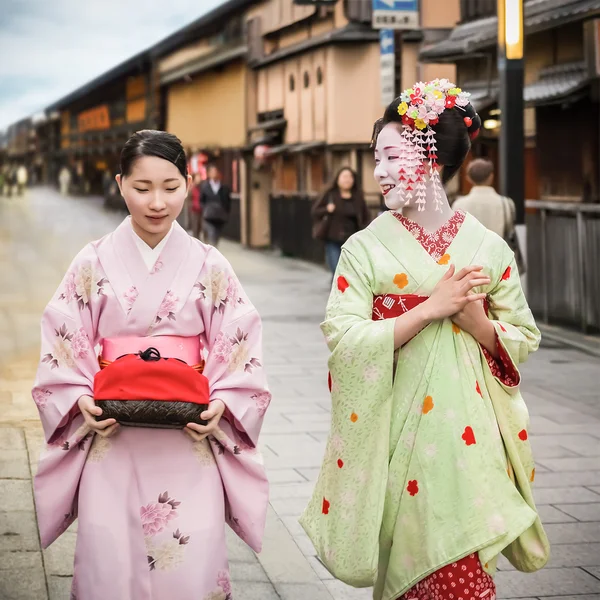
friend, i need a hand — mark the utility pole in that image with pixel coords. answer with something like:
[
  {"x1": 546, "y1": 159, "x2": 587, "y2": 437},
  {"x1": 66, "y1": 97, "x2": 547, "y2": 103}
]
[{"x1": 497, "y1": 0, "x2": 525, "y2": 224}]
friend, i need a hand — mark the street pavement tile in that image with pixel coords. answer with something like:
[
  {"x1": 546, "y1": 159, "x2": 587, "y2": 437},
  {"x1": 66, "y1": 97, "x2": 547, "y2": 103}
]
[
  {"x1": 42, "y1": 530, "x2": 76, "y2": 576},
  {"x1": 324, "y1": 579, "x2": 373, "y2": 599},
  {"x1": 555, "y1": 503, "x2": 600, "y2": 522},
  {"x1": 0, "y1": 480, "x2": 34, "y2": 512},
  {"x1": 0, "y1": 511, "x2": 40, "y2": 552},
  {"x1": 269, "y1": 495, "x2": 311, "y2": 517},
  {"x1": 268, "y1": 481, "x2": 316, "y2": 500},
  {"x1": 529, "y1": 438, "x2": 580, "y2": 458},
  {"x1": 265, "y1": 468, "x2": 308, "y2": 484},
  {"x1": 230, "y1": 582, "x2": 280, "y2": 599},
  {"x1": 0, "y1": 427, "x2": 26, "y2": 450},
  {"x1": 293, "y1": 532, "x2": 318, "y2": 557},
  {"x1": 554, "y1": 435, "x2": 600, "y2": 457},
  {"x1": 263, "y1": 417, "x2": 332, "y2": 434},
  {"x1": 584, "y1": 567, "x2": 600, "y2": 579},
  {"x1": 545, "y1": 522, "x2": 600, "y2": 544},
  {"x1": 308, "y1": 556, "x2": 335, "y2": 580},
  {"x1": 296, "y1": 467, "x2": 321, "y2": 482},
  {"x1": 537, "y1": 457, "x2": 600, "y2": 472},
  {"x1": 499, "y1": 543, "x2": 600, "y2": 569},
  {"x1": 0, "y1": 551, "x2": 48, "y2": 600},
  {"x1": 538, "y1": 504, "x2": 577, "y2": 523},
  {"x1": 281, "y1": 516, "x2": 307, "y2": 538},
  {"x1": 495, "y1": 567, "x2": 600, "y2": 597},
  {"x1": 225, "y1": 528, "x2": 258, "y2": 563},
  {"x1": 263, "y1": 452, "x2": 325, "y2": 470},
  {"x1": 0, "y1": 448, "x2": 30, "y2": 479},
  {"x1": 545, "y1": 596, "x2": 600, "y2": 600},
  {"x1": 229, "y1": 560, "x2": 270, "y2": 582},
  {"x1": 527, "y1": 420, "x2": 600, "y2": 435},
  {"x1": 533, "y1": 471, "x2": 600, "y2": 488},
  {"x1": 262, "y1": 432, "x2": 327, "y2": 456},
  {"x1": 276, "y1": 583, "x2": 337, "y2": 599},
  {"x1": 534, "y1": 486, "x2": 600, "y2": 504},
  {"x1": 47, "y1": 575, "x2": 73, "y2": 600},
  {"x1": 589, "y1": 486, "x2": 600, "y2": 495}
]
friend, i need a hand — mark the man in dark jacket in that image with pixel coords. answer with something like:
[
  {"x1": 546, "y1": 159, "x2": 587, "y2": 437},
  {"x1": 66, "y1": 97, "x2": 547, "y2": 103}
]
[{"x1": 200, "y1": 165, "x2": 231, "y2": 247}]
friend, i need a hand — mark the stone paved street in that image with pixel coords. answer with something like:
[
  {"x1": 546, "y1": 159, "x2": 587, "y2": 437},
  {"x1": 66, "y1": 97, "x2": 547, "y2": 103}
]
[{"x1": 1, "y1": 187, "x2": 599, "y2": 600}]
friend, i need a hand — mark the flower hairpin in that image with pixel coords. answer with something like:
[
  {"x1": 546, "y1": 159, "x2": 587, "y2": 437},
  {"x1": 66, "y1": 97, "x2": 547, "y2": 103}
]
[{"x1": 395, "y1": 79, "x2": 474, "y2": 212}]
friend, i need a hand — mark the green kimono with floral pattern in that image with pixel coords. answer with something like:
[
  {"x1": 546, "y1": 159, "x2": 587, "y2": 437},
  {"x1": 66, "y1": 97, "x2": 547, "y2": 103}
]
[{"x1": 300, "y1": 211, "x2": 549, "y2": 600}]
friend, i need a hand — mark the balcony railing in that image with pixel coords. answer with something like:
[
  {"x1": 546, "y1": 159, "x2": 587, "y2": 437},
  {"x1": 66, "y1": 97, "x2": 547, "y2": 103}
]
[{"x1": 526, "y1": 200, "x2": 600, "y2": 333}]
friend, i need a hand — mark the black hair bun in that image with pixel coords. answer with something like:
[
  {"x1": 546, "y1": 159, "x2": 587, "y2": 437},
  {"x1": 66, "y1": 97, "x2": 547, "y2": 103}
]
[{"x1": 463, "y1": 103, "x2": 481, "y2": 139}]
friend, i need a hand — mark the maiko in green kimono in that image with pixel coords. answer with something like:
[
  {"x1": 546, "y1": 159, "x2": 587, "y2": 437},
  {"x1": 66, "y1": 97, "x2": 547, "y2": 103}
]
[{"x1": 300, "y1": 80, "x2": 549, "y2": 600}]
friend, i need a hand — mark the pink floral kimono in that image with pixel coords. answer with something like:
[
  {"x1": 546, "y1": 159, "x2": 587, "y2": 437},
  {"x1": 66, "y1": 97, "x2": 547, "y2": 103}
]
[{"x1": 32, "y1": 217, "x2": 271, "y2": 600}]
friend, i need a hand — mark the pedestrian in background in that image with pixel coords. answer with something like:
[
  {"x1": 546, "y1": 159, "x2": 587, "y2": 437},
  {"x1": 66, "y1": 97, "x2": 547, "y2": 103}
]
[
  {"x1": 200, "y1": 164, "x2": 231, "y2": 247},
  {"x1": 59, "y1": 165, "x2": 71, "y2": 196},
  {"x1": 16, "y1": 164, "x2": 28, "y2": 195},
  {"x1": 189, "y1": 172, "x2": 203, "y2": 239},
  {"x1": 453, "y1": 158, "x2": 525, "y2": 273},
  {"x1": 311, "y1": 166, "x2": 370, "y2": 276},
  {"x1": 31, "y1": 130, "x2": 270, "y2": 600}
]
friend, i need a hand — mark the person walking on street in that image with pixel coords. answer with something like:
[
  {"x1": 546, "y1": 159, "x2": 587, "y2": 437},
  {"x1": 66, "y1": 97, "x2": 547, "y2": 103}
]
[
  {"x1": 189, "y1": 173, "x2": 203, "y2": 240},
  {"x1": 16, "y1": 164, "x2": 28, "y2": 195},
  {"x1": 453, "y1": 158, "x2": 525, "y2": 272},
  {"x1": 311, "y1": 166, "x2": 370, "y2": 276},
  {"x1": 59, "y1": 165, "x2": 71, "y2": 196},
  {"x1": 200, "y1": 165, "x2": 230, "y2": 247}
]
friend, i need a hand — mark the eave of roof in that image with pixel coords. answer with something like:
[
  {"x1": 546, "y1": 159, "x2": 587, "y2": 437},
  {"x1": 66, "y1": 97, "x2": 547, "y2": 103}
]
[{"x1": 420, "y1": 0, "x2": 600, "y2": 62}]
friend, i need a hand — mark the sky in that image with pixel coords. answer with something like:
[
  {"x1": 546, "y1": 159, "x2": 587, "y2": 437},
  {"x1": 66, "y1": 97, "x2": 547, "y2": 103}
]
[{"x1": 0, "y1": 0, "x2": 225, "y2": 131}]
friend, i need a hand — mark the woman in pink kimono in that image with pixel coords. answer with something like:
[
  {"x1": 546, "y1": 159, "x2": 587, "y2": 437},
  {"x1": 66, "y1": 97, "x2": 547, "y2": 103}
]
[{"x1": 32, "y1": 130, "x2": 271, "y2": 600}]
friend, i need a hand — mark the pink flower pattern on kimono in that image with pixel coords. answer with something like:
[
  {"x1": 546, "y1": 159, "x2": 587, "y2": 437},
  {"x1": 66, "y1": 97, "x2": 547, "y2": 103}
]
[
  {"x1": 70, "y1": 328, "x2": 90, "y2": 359},
  {"x1": 213, "y1": 331, "x2": 234, "y2": 363},
  {"x1": 147, "y1": 529, "x2": 190, "y2": 572},
  {"x1": 151, "y1": 260, "x2": 163, "y2": 274},
  {"x1": 201, "y1": 571, "x2": 233, "y2": 600},
  {"x1": 59, "y1": 264, "x2": 108, "y2": 309},
  {"x1": 224, "y1": 328, "x2": 262, "y2": 374},
  {"x1": 195, "y1": 269, "x2": 244, "y2": 313},
  {"x1": 155, "y1": 291, "x2": 178, "y2": 323},
  {"x1": 123, "y1": 286, "x2": 139, "y2": 311},
  {"x1": 252, "y1": 391, "x2": 272, "y2": 417},
  {"x1": 32, "y1": 388, "x2": 52, "y2": 410},
  {"x1": 42, "y1": 324, "x2": 75, "y2": 369},
  {"x1": 140, "y1": 491, "x2": 180, "y2": 536}
]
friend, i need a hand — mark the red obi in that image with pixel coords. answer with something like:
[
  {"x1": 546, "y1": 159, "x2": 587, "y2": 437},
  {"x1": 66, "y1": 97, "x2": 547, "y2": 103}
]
[
  {"x1": 372, "y1": 294, "x2": 428, "y2": 320},
  {"x1": 95, "y1": 352, "x2": 209, "y2": 405},
  {"x1": 94, "y1": 348, "x2": 210, "y2": 428}
]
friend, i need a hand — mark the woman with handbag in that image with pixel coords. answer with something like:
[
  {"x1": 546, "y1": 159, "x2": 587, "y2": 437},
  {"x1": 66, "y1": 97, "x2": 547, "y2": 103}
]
[
  {"x1": 301, "y1": 80, "x2": 548, "y2": 600},
  {"x1": 31, "y1": 130, "x2": 271, "y2": 600},
  {"x1": 311, "y1": 166, "x2": 370, "y2": 275}
]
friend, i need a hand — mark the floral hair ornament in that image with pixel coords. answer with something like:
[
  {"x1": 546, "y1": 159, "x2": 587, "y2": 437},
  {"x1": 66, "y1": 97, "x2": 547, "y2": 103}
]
[{"x1": 396, "y1": 79, "x2": 474, "y2": 212}]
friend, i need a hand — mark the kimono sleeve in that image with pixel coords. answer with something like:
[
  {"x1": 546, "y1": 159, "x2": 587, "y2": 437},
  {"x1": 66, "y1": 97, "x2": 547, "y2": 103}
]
[
  {"x1": 322, "y1": 247, "x2": 396, "y2": 392},
  {"x1": 32, "y1": 287, "x2": 98, "y2": 444},
  {"x1": 485, "y1": 249, "x2": 541, "y2": 387},
  {"x1": 198, "y1": 252, "x2": 270, "y2": 448}
]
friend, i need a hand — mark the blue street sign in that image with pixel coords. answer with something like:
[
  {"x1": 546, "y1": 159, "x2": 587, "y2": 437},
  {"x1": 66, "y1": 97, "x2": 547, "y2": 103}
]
[
  {"x1": 373, "y1": 0, "x2": 417, "y2": 9},
  {"x1": 380, "y1": 29, "x2": 395, "y2": 106},
  {"x1": 380, "y1": 29, "x2": 395, "y2": 55},
  {"x1": 372, "y1": 0, "x2": 419, "y2": 30}
]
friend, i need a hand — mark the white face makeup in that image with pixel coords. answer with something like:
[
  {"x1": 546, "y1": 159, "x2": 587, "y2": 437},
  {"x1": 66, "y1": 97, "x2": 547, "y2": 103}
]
[{"x1": 373, "y1": 123, "x2": 415, "y2": 210}]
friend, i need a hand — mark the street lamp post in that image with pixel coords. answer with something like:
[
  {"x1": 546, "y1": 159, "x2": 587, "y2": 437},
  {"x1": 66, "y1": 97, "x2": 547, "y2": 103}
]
[{"x1": 498, "y1": 0, "x2": 525, "y2": 224}]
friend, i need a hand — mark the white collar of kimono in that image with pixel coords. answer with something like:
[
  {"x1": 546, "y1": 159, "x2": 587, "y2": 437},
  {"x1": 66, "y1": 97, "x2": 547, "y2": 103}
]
[{"x1": 129, "y1": 216, "x2": 174, "y2": 271}]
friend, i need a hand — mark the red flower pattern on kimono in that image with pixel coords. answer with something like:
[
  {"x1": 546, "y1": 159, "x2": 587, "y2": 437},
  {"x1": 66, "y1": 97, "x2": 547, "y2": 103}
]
[{"x1": 400, "y1": 553, "x2": 495, "y2": 600}]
